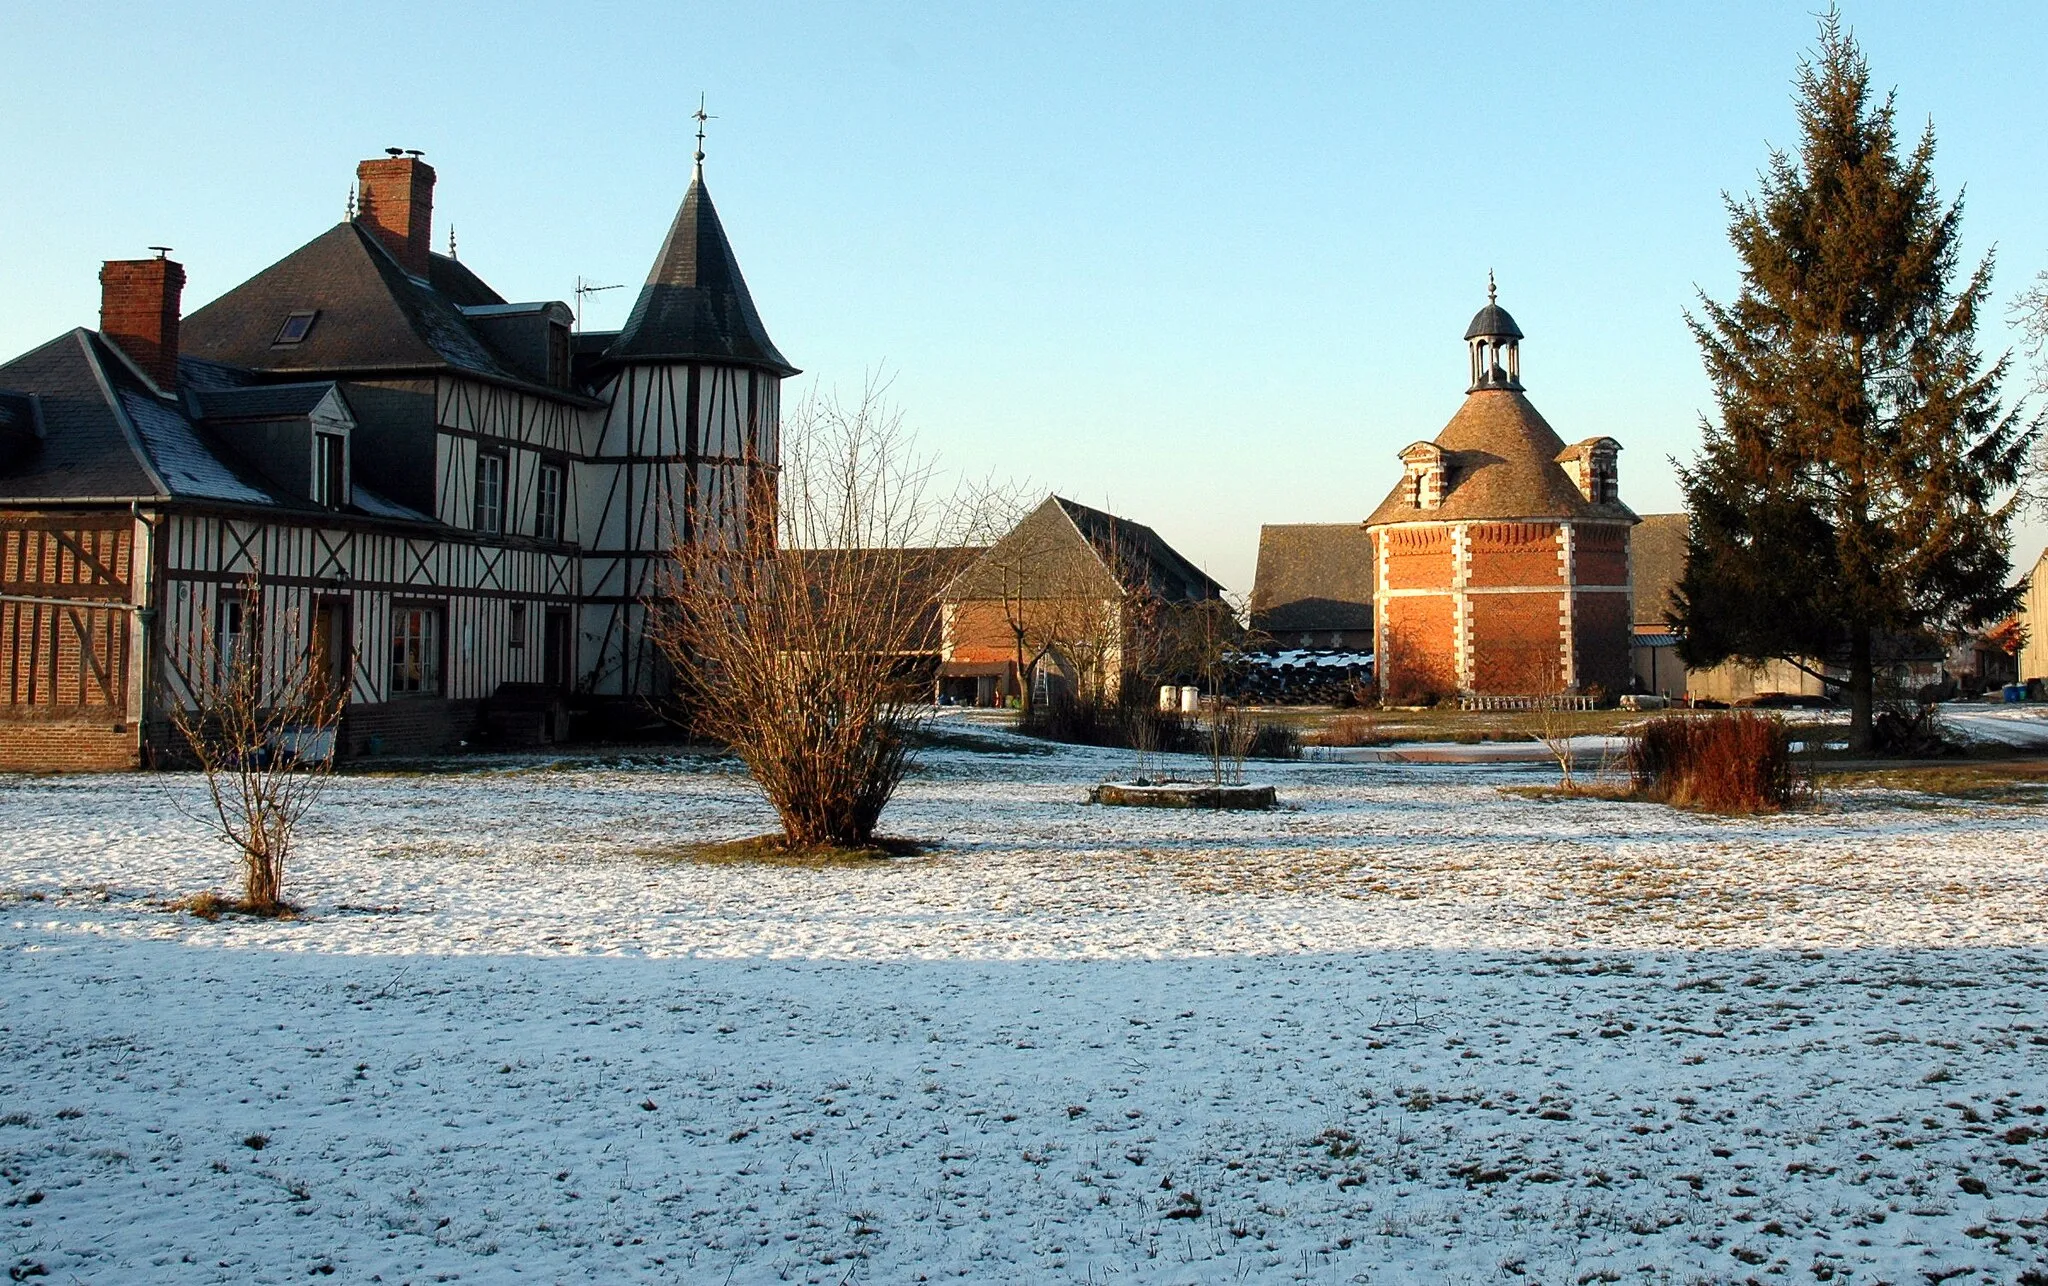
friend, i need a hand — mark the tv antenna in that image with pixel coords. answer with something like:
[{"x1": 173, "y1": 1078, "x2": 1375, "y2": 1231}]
[{"x1": 574, "y1": 275, "x2": 623, "y2": 331}]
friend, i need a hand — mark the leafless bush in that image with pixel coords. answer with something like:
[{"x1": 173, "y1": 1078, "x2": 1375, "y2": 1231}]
[
  {"x1": 651, "y1": 379, "x2": 1004, "y2": 849},
  {"x1": 1626, "y1": 712, "x2": 1809, "y2": 812},
  {"x1": 1531, "y1": 667, "x2": 1585, "y2": 789},
  {"x1": 163, "y1": 575, "x2": 344, "y2": 914}
]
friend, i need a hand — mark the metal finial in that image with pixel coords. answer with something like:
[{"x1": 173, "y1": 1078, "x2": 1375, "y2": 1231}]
[
  {"x1": 346, "y1": 185, "x2": 356, "y2": 219},
  {"x1": 692, "y1": 93, "x2": 717, "y2": 171},
  {"x1": 448, "y1": 224, "x2": 457, "y2": 260},
  {"x1": 1487, "y1": 270, "x2": 1496, "y2": 304}
]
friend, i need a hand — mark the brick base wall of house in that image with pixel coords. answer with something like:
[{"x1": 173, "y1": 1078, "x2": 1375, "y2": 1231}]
[
  {"x1": 341, "y1": 699, "x2": 484, "y2": 758},
  {"x1": 0, "y1": 714, "x2": 141, "y2": 772}
]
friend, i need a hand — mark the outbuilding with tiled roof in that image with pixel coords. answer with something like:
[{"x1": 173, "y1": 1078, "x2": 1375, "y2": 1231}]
[{"x1": 1364, "y1": 288, "x2": 1639, "y2": 702}]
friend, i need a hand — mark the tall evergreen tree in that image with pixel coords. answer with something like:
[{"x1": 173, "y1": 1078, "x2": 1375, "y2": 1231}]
[{"x1": 1675, "y1": 11, "x2": 2036, "y2": 751}]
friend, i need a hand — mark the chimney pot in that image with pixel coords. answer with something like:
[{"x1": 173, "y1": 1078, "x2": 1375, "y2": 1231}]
[
  {"x1": 100, "y1": 255, "x2": 186, "y2": 391},
  {"x1": 355, "y1": 154, "x2": 437, "y2": 277}
]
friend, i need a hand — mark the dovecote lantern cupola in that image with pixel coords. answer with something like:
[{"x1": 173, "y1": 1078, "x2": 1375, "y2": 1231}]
[{"x1": 1464, "y1": 273, "x2": 1523, "y2": 391}]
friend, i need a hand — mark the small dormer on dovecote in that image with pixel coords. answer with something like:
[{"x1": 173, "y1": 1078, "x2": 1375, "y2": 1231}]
[
  {"x1": 1397, "y1": 441, "x2": 1450, "y2": 510},
  {"x1": 1557, "y1": 436, "x2": 1622, "y2": 505}
]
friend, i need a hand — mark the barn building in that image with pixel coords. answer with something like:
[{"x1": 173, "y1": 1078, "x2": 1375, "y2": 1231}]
[
  {"x1": 1248, "y1": 523, "x2": 1375, "y2": 651},
  {"x1": 937, "y1": 496, "x2": 1223, "y2": 707},
  {"x1": 1365, "y1": 288, "x2": 1638, "y2": 703},
  {"x1": 0, "y1": 145, "x2": 791, "y2": 770}
]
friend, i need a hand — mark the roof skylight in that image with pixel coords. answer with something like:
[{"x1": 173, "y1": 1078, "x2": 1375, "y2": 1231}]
[{"x1": 273, "y1": 311, "x2": 319, "y2": 346}]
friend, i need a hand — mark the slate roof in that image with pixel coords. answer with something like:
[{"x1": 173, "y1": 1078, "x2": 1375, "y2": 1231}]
[
  {"x1": 0, "y1": 389, "x2": 43, "y2": 472},
  {"x1": 187, "y1": 383, "x2": 339, "y2": 422},
  {"x1": 0, "y1": 331, "x2": 165, "y2": 500},
  {"x1": 1630, "y1": 511, "x2": 1689, "y2": 627},
  {"x1": 180, "y1": 222, "x2": 592, "y2": 403},
  {"x1": 1054, "y1": 497, "x2": 1224, "y2": 602},
  {"x1": 1464, "y1": 301, "x2": 1524, "y2": 340},
  {"x1": 943, "y1": 496, "x2": 1224, "y2": 605},
  {"x1": 1249, "y1": 523, "x2": 1376, "y2": 634},
  {"x1": 605, "y1": 171, "x2": 797, "y2": 376},
  {"x1": 0, "y1": 328, "x2": 426, "y2": 520},
  {"x1": 1365, "y1": 389, "x2": 1639, "y2": 527}
]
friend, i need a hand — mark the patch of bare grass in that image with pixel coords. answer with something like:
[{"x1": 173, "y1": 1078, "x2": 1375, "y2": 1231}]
[
  {"x1": 1301, "y1": 714, "x2": 1382, "y2": 748},
  {"x1": 170, "y1": 891, "x2": 302, "y2": 921},
  {"x1": 1500, "y1": 782, "x2": 1639, "y2": 803},
  {"x1": 1822, "y1": 760, "x2": 2048, "y2": 803},
  {"x1": 648, "y1": 835, "x2": 925, "y2": 868}
]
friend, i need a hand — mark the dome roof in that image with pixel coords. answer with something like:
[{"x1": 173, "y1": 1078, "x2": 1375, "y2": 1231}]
[{"x1": 1464, "y1": 302, "x2": 1523, "y2": 341}]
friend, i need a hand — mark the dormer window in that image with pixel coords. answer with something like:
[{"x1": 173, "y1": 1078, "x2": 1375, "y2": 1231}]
[
  {"x1": 1559, "y1": 437, "x2": 1622, "y2": 506},
  {"x1": 1398, "y1": 442, "x2": 1447, "y2": 511},
  {"x1": 273, "y1": 311, "x2": 319, "y2": 346},
  {"x1": 547, "y1": 321, "x2": 570, "y2": 388},
  {"x1": 313, "y1": 431, "x2": 348, "y2": 508}
]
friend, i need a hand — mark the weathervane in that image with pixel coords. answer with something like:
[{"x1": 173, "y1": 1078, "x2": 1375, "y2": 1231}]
[{"x1": 693, "y1": 93, "x2": 717, "y2": 171}]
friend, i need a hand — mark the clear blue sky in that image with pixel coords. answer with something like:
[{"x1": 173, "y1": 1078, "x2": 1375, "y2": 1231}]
[{"x1": 4, "y1": 1, "x2": 2043, "y2": 592}]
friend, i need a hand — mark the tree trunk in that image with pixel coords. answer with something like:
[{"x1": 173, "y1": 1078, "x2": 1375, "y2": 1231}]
[{"x1": 1846, "y1": 625, "x2": 1874, "y2": 754}]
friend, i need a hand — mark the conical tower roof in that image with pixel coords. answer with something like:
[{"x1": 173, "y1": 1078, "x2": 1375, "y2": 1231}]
[{"x1": 605, "y1": 170, "x2": 797, "y2": 375}]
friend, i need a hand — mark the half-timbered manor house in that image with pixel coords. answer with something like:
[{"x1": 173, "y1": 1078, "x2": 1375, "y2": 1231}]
[
  {"x1": 1364, "y1": 287, "x2": 1638, "y2": 703},
  {"x1": 0, "y1": 147, "x2": 793, "y2": 770}
]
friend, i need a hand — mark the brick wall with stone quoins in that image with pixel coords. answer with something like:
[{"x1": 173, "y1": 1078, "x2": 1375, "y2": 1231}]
[
  {"x1": 1573, "y1": 523, "x2": 1629, "y2": 587},
  {"x1": 1470, "y1": 593, "x2": 1567, "y2": 694},
  {"x1": 1572, "y1": 591, "x2": 1633, "y2": 695},
  {"x1": 1466, "y1": 521, "x2": 1562, "y2": 588},
  {"x1": 1380, "y1": 594, "x2": 1457, "y2": 704},
  {"x1": 1382, "y1": 526, "x2": 1454, "y2": 590}
]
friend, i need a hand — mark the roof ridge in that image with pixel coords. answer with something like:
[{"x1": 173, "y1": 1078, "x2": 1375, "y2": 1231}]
[{"x1": 76, "y1": 331, "x2": 170, "y2": 498}]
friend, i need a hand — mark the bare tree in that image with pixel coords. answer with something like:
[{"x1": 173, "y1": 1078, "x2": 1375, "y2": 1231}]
[
  {"x1": 651, "y1": 378, "x2": 1001, "y2": 850},
  {"x1": 163, "y1": 574, "x2": 345, "y2": 915},
  {"x1": 1531, "y1": 661, "x2": 1582, "y2": 789}
]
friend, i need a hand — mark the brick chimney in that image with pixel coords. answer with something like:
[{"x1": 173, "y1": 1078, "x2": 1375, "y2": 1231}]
[
  {"x1": 99, "y1": 252, "x2": 186, "y2": 390},
  {"x1": 355, "y1": 151, "x2": 436, "y2": 277}
]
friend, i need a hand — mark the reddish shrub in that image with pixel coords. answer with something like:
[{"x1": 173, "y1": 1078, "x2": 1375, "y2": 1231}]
[{"x1": 1627, "y1": 712, "x2": 1808, "y2": 812}]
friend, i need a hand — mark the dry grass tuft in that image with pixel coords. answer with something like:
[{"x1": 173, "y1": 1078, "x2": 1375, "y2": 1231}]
[
  {"x1": 172, "y1": 891, "x2": 301, "y2": 921},
  {"x1": 1627, "y1": 713, "x2": 1811, "y2": 813},
  {"x1": 1302, "y1": 713, "x2": 1381, "y2": 748}
]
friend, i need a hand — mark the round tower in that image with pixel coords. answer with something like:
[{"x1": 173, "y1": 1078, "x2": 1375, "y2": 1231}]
[{"x1": 580, "y1": 139, "x2": 798, "y2": 699}]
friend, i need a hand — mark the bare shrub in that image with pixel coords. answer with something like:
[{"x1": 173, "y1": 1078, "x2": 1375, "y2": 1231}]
[
  {"x1": 1626, "y1": 712, "x2": 1808, "y2": 812},
  {"x1": 650, "y1": 380, "x2": 1000, "y2": 850},
  {"x1": 163, "y1": 575, "x2": 344, "y2": 915}
]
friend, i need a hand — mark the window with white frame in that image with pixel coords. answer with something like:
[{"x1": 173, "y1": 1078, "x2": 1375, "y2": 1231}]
[
  {"x1": 474, "y1": 452, "x2": 505, "y2": 535},
  {"x1": 218, "y1": 593, "x2": 250, "y2": 681},
  {"x1": 313, "y1": 432, "x2": 347, "y2": 508},
  {"x1": 536, "y1": 462, "x2": 564, "y2": 542},
  {"x1": 389, "y1": 605, "x2": 442, "y2": 695}
]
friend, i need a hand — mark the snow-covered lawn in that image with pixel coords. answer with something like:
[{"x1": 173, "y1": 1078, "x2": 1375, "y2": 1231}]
[{"x1": 4, "y1": 741, "x2": 2048, "y2": 1284}]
